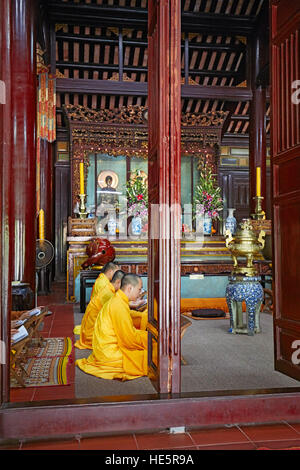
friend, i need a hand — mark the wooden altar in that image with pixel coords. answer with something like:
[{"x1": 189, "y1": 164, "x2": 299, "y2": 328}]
[{"x1": 66, "y1": 235, "x2": 272, "y2": 302}]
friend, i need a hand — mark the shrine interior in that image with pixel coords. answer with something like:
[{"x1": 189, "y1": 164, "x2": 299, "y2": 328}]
[{"x1": 5, "y1": 0, "x2": 300, "y2": 404}]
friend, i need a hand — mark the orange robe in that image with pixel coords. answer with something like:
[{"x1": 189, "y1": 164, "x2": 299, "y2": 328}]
[
  {"x1": 75, "y1": 274, "x2": 115, "y2": 350},
  {"x1": 76, "y1": 289, "x2": 148, "y2": 380},
  {"x1": 90, "y1": 272, "x2": 109, "y2": 300}
]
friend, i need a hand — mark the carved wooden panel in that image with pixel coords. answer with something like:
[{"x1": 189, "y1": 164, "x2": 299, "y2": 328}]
[{"x1": 271, "y1": 0, "x2": 300, "y2": 381}]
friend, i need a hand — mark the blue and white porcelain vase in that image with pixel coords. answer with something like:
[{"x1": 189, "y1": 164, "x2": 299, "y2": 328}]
[
  {"x1": 225, "y1": 208, "x2": 237, "y2": 235},
  {"x1": 132, "y1": 216, "x2": 142, "y2": 236},
  {"x1": 108, "y1": 217, "x2": 117, "y2": 236},
  {"x1": 203, "y1": 213, "x2": 212, "y2": 235}
]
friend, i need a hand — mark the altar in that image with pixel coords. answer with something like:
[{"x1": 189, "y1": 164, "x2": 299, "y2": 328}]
[
  {"x1": 66, "y1": 235, "x2": 272, "y2": 313},
  {"x1": 63, "y1": 103, "x2": 272, "y2": 310}
]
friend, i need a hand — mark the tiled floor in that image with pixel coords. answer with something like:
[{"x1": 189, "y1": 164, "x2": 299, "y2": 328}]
[
  {"x1": 4, "y1": 282, "x2": 300, "y2": 451},
  {"x1": 9, "y1": 282, "x2": 75, "y2": 403}
]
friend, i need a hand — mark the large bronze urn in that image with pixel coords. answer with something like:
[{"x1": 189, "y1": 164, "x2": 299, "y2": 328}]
[{"x1": 225, "y1": 219, "x2": 265, "y2": 276}]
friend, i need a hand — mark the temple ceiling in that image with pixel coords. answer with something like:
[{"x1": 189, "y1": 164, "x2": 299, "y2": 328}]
[{"x1": 42, "y1": 0, "x2": 270, "y2": 142}]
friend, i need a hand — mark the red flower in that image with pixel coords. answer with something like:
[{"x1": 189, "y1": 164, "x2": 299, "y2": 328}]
[{"x1": 137, "y1": 194, "x2": 144, "y2": 201}]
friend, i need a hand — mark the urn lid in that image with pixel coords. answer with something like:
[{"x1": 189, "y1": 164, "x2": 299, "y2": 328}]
[{"x1": 234, "y1": 218, "x2": 257, "y2": 241}]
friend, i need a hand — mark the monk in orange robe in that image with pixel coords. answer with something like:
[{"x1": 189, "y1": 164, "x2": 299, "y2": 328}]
[
  {"x1": 76, "y1": 274, "x2": 148, "y2": 380},
  {"x1": 74, "y1": 262, "x2": 119, "y2": 350},
  {"x1": 90, "y1": 261, "x2": 119, "y2": 300}
]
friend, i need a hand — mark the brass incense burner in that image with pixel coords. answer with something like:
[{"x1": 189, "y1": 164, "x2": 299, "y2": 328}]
[{"x1": 225, "y1": 219, "x2": 265, "y2": 276}]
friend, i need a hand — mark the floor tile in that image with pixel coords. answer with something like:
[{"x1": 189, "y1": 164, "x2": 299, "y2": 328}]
[
  {"x1": 21, "y1": 438, "x2": 80, "y2": 450},
  {"x1": 286, "y1": 422, "x2": 300, "y2": 435},
  {"x1": 189, "y1": 426, "x2": 249, "y2": 446},
  {"x1": 255, "y1": 439, "x2": 300, "y2": 450},
  {"x1": 79, "y1": 434, "x2": 138, "y2": 450},
  {"x1": 33, "y1": 384, "x2": 75, "y2": 401},
  {"x1": 135, "y1": 431, "x2": 195, "y2": 450},
  {"x1": 196, "y1": 442, "x2": 256, "y2": 450},
  {"x1": 10, "y1": 387, "x2": 35, "y2": 402},
  {"x1": 240, "y1": 422, "x2": 300, "y2": 442}
]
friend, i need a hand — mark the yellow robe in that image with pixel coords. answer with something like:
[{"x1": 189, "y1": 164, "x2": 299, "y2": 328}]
[
  {"x1": 90, "y1": 272, "x2": 110, "y2": 300},
  {"x1": 75, "y1": 276, "x2": 115, "y2": 350},
  {"x1": 76, "y1": 289, "x2": 148, "y2": 380}
]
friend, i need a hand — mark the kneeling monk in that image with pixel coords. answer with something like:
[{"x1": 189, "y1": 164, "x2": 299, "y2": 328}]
[
  {"x1": 76, "y1": 274, "x2": 148, "y2": 380},
  {"x1": 90, "y1": 262, "x2": 119, "y2": 300},
  {"x1": 75, "y1": 263, "x2": 120, "y2": 350}
]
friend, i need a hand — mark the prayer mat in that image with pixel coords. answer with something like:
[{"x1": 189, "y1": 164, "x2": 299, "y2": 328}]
[
  {"x1": 10, "y1": 355, "x2": 71, "y2": 388},
  {"x1": 24, "y1": 337, "x2": 73, "y2": 358},
  {"x1": 182, "y1": 309, "x2": 229, "y2": 320}
]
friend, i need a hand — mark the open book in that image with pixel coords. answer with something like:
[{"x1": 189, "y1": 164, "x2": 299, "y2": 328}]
[{"x1": 11, "y1": 325, "x2": 29, "y2": 344}]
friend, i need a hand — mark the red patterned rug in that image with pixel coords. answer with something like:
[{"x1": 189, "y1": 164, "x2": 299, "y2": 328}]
[{"x1": 11, "y1": 337, "x2": 73, "y2": 388}]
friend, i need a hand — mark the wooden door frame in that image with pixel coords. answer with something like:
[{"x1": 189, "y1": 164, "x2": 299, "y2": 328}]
[
  {"x1": 2, "y1": 388, "x2": 300, "y2": 441},
  {"x1": 2, "y1": 1, "x2": 300, "y2": 443}
]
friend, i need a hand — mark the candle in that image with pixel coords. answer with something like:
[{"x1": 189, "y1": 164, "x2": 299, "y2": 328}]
[
  {"x1": 80, "y1": 162, "x2": 84, "y2": 195},
  {"x1": 256, "y1": 167, "x2": 261, "y2": 197},
  {"x1": 39, "y1": 209, "x2": 45, "y2": 241}
]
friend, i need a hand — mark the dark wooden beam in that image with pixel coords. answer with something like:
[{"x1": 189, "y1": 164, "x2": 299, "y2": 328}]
[
  {"x1": 56, "y1": 61, "x2": 242, "y2": 79},
  {"x1": 55, "y1": 32, "x2": 246, "y2": 53},
  {"x1": 56, "y1": 78, "x2": 253, "y2": 101},
  {"x1": 47, "y1": 3, "x2": 148, "y2": 29},
  {"x1": 181, "y1": 12, "x2": 256, "y2": 35},
  {"x1": 56, "y1": 78, "x2": 147, "y2": 96},
  {"x1": 47, "y1": 3, "x2": 256, "y2": 35}
]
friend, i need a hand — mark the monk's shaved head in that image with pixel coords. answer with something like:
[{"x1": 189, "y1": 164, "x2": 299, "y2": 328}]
[
  {"x1": 102, "y1": 262, "x2": 118, "y2": 273},
  {"x1": 121, "y1": 274, "x2": 141, "y2": 289},
  {"x1": 111, "y1": 270, "x2": 125, "y2": 283}
]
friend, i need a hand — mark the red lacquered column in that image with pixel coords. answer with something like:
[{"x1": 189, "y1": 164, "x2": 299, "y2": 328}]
[
  {"x1": 0, "y1": 0, "x2": 14, "y2": 404},
  {"x1": 10, "y1": 0, "x2": 38, "y2": 294}
]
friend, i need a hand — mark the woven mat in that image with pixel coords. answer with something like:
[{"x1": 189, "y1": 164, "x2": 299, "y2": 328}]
[
  {"x1": 11, "y1": 356, "x2": 71, "y2": 388},
  {"x1": 25, "y1": 337, "x2": 73, "y2": 358}
]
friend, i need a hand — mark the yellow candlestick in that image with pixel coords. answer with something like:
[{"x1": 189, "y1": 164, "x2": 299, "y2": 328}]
[
  {"x1": 79, "y1": 162, "x2": 84, "y2": 195},
  {"x1": 39, "y1": 209, "x2": 45, "y2": 241},
  {"x1": 256, "y1": 167, "x2": 261, "y2": 197}
]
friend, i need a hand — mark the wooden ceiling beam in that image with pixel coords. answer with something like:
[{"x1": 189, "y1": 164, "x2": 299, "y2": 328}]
[
  {"x1": 56, "y1": 32, "x2": 246, "y2": 53},
  {"x1": 48, "y1": 4, "x2": 255, "y2": 35},
  {"x1": 56, "y1": 78, "x2": 252, "y2": 101},
  {"x1": 56, "y1": 62, "x2": 242, "y2": 79}
]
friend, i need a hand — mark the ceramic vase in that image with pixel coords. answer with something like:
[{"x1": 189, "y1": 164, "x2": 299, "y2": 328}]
[
  {"x1": 108, "y1": 217, "x2": 117, "y2": 235},
  {"x1": 225, "y1": 208, "x2": 237, "y2": 234},
  {"x1": 203, "y1": 213, "x2": 212, "y2": 235},
  {"x1": 132, "y1": 216, "x2": 142, "y2": 236}
]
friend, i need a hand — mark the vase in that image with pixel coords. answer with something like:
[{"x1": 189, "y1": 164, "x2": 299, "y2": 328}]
[
  {"x1": 107, "y1": 217, "x2": 117, "y2": 236},
  {"x1": 203, "y1": 213, "x2": 212, "y2": 235},
  {"x1": 132, "y1": 216, "x2": 142, "y2": 236},
  {"x1": 225, "y1": 208, "x2": 237, "y2": 234},
  {"x1": 12, "y1": 282, "x2": 34, "y2": 311}
]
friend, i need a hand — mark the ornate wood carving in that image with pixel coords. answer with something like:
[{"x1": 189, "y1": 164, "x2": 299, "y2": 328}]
[{"x1": 63, "y1": 103, "x2": 228, "y2": 210}]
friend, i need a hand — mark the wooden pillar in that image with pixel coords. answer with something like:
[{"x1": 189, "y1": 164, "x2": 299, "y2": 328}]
[
  {"x1": 0, "y1": 0, "x2": 14, "y2": 404},
  {"x1": 10, "y1": 0, "x2": 38, "y2": 293},
  {"x1": 0, "y1": 0, "x2": 37, "y2": 401},
  {"x1": 147, "y1": 0, "x2": 181, "y2": 394},
  {"x1": 249, "y1": 17, "x2": 268, "y2": 214}
]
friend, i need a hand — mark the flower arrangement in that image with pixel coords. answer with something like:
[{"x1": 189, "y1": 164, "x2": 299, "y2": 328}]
[
  {"x1": 126, "y1": 169, "x2": 148, "y2": 221},
  {"x1": 193, "y1": 166, "x2": 223, "y2": 219}
]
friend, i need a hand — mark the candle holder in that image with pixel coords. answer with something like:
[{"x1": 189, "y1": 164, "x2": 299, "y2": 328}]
[
  {"x1": 79, "y1": 194, "x2": 88, "y2": 219},
  {"x1": 251, "y1": 196, "x2": 265, "y2": 220}
]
